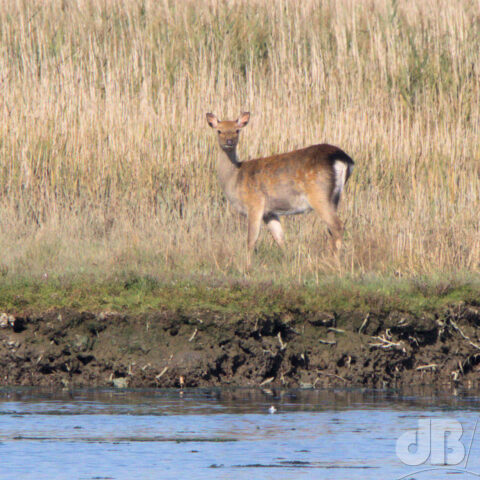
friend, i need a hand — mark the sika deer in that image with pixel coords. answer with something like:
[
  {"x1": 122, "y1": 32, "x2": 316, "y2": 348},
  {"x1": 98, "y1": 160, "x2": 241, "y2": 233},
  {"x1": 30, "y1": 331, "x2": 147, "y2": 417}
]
[{"x1": 206, "y1": 112, "x2": 354, "y2": 265}]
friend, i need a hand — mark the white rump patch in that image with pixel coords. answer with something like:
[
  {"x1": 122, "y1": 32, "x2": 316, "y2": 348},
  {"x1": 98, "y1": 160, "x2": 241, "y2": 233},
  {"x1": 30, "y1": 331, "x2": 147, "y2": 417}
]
[{"x1": 332, "y1": 160, "x2": 348, "y2": 205}]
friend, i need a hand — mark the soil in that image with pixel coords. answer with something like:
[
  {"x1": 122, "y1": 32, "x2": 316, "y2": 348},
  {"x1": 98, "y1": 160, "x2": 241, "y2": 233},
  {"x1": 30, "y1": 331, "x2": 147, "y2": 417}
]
[{"x1": 1, "y1": 304, "x2": 480, "y2": 389}]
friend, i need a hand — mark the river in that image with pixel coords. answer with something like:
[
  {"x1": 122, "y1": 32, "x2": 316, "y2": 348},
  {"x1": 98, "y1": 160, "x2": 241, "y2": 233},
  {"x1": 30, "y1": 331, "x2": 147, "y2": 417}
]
[{"x1": 1, "y1": 387, "x2": 479, "y2": 479}]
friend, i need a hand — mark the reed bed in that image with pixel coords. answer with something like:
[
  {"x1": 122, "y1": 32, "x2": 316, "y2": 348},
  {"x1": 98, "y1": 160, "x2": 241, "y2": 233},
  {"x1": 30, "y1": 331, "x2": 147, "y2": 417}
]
[{"x1": 0, "y1": 0, "x2": 479, "y2": 285}]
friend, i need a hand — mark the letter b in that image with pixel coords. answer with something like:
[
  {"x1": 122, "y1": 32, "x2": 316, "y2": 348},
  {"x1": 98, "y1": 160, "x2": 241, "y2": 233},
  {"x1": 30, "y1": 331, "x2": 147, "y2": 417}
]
[{"x1": 430, "y1": 419, "x2": 464, "y2": 465}]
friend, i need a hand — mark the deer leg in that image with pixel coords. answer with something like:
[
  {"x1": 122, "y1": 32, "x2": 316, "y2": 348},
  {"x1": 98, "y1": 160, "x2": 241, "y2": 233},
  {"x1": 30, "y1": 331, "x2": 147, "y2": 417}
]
[
  {"x1": 307, "y1": 192, "x2": 343, "y2": 254},
  {"x1": 246, "y1": 201, "x2": 265, "y2": 267},
  {"x1": 264, "y1": 213, "x2": 284, "y2": 248}
]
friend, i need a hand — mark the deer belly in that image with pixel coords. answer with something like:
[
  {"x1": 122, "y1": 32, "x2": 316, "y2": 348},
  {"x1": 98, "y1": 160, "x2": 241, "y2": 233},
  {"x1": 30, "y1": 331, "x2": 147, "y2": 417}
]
[{"x1": 268, "y1": 194, "x2": 312, "y2": 216}]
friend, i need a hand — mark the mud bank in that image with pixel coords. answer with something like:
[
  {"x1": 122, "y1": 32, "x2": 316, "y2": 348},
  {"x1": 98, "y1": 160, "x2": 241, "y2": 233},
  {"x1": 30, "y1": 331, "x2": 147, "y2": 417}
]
[{"x1": 1, "y1": 305, "x2": 480, "y2": 389}]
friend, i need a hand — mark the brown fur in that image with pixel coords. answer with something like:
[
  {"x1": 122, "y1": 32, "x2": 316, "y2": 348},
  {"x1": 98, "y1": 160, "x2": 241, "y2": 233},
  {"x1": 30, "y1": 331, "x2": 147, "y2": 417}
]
[{"x1": 206, "y1": 112, "x2": 354, "y2": 265}]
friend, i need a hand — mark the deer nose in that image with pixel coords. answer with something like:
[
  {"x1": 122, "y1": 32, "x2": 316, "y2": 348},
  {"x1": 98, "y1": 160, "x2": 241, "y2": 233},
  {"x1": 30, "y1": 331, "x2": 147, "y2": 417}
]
[{"x1": 226, "y1": 139, "x2": 234, "y2": 146}]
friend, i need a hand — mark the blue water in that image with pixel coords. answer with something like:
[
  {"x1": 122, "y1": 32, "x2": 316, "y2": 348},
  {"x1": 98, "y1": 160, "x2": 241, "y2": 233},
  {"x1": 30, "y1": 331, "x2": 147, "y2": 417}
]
[{"x1": 1, "y1": 388, "x2": 480, "y2": 479}]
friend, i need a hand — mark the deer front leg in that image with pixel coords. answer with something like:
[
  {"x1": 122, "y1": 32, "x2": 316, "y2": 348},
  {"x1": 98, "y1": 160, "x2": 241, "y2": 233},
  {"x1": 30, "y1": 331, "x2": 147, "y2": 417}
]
[{"x1": 246, "y1": 201, "x2": 265, "y2": 268}]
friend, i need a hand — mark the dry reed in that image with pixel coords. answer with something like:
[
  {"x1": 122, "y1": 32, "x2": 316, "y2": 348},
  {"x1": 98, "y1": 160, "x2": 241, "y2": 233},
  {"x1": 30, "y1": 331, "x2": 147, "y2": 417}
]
[{"x1": 0, "y1": 0, "x2": 479, "y2": 284}]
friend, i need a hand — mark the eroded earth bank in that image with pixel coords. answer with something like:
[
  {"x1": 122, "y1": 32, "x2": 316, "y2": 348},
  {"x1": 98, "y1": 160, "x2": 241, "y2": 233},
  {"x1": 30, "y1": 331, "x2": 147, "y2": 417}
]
[{"x1": 1, "y1": 305, "x2": 480, "y2": 389}]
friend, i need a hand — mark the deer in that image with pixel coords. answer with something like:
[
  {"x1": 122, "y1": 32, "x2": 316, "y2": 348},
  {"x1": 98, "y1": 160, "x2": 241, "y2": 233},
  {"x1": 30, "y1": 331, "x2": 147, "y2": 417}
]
[{"x1": 206, "y1": 112, "x2": 354, "y2": 266}]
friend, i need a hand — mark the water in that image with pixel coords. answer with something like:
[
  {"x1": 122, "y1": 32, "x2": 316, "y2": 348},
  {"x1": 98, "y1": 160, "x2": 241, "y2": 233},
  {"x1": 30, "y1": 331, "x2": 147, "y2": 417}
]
[{"x1": 1, "y1": 388, "x2": 480, "y2": 480}]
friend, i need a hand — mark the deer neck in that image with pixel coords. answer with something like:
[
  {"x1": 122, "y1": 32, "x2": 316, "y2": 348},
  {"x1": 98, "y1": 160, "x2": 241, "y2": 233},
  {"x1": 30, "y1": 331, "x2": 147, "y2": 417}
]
[{"x1": 216, "y1": 147, "x2": 241, "y2": 196}]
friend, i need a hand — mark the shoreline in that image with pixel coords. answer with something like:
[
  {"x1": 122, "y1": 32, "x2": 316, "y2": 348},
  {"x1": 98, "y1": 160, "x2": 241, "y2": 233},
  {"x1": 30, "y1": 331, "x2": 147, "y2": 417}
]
[{"x1": 1, "y1": 304, "x2": 480, "y2": 389}]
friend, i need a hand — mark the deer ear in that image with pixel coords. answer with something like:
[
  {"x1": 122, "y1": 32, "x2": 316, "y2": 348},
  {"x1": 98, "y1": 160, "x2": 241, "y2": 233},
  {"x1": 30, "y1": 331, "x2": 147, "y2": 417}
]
[
  {"x1": 206, "y1": 113, "x2": 218, "y2": 128},
  {"x1": 236, "y1": 112, "x2": 250, "y2": 128}
]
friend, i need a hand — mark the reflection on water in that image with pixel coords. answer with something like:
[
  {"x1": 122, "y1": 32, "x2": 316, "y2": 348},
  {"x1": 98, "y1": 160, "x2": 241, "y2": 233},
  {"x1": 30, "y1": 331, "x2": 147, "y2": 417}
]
[{"x1": 1, "y1": 387, "x2": 480, "y2": 480}]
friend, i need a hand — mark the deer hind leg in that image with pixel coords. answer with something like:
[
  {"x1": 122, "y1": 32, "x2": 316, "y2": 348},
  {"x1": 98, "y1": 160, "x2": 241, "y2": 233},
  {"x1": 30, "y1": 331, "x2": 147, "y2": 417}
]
[
  {"x1": 264, "y1": 213, "x2": 284, "y2": 248},
  {"x1": 306, "y1": 191, "x2": 343, "y2": 254}
]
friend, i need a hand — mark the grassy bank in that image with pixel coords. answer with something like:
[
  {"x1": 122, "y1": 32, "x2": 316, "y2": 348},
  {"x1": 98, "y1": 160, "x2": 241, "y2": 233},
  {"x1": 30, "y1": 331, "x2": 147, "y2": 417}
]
[
  {"x1": 0, "y1": 0, "x2": 479, "y2": 289},
  {"x1": 1, "y1": 274, "x2": 479, "y2": 315}
]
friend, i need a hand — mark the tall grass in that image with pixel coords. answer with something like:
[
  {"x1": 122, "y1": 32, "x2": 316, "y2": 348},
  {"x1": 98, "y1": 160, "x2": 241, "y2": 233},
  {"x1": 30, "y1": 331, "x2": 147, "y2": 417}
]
[{"x1": 0, "y1": 0, "x2": 479, "y2": 284}]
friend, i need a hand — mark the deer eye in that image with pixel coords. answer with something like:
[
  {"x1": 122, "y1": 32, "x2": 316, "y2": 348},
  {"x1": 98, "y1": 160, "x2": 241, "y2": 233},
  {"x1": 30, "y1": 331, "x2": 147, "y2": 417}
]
[
  {"x1": 217, "y1": 130, "x2": 221, "y2": 134},
  {"x1": 236, "y1": 130, "x2": 240, "y2": 134}
]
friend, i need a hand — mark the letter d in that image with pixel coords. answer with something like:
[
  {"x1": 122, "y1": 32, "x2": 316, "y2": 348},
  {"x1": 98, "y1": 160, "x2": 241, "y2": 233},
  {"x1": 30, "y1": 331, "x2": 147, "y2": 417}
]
[{"x1": 396, "y1": 419, "x2": 431, "y2": 466}]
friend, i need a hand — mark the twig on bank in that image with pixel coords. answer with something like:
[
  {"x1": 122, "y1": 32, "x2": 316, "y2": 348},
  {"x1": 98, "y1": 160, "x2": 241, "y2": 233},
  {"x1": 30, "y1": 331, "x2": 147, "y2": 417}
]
[
  {"x1": 359, "y1": 314, "x2": 369, "y2": 334},
  {"x1": 155, "y1": 366, "x2": 168, "y2": 380},
  {"x1": 260, "y1": 377, "x2": 274, "y2": 386},
  {"x1": 416, "y1": 364, "x2": 438, "y2": 371},
  {"x1": 449, "y1": 320, "x2": 480, "y2": 351},
  {"x1": 188, "y1": 328, "x2": 198, "y2": 342},
  {"x1": 369, "y1": 335, "x2": 405, "y2": 352},
  {"x1": 328, "y1": 328, "x2": 346, "y2": 334}
]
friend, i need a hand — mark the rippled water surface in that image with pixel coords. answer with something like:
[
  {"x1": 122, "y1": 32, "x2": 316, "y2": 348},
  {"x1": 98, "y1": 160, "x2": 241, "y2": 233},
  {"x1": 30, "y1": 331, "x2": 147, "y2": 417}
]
[{"x1": 1, "y1": 387, "x2": 480, "y2": 479}]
